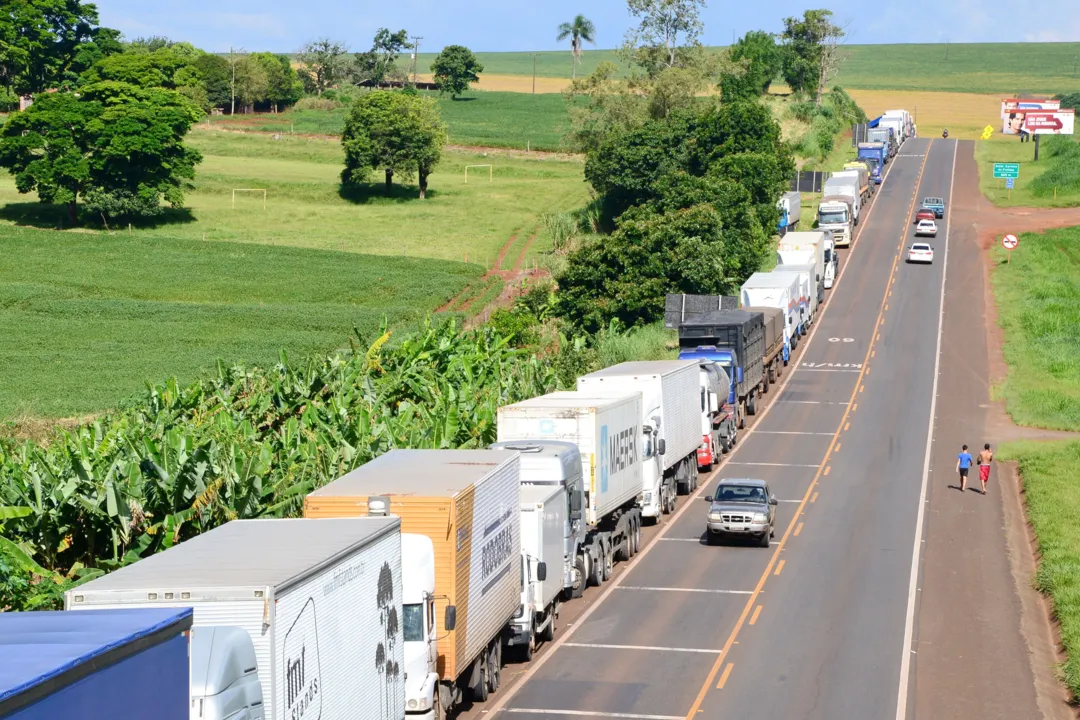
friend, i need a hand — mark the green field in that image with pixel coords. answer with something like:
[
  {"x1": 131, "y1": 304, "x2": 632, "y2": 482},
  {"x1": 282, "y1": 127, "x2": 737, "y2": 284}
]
[
  {"x1": 412, "y1": 43, "x2": 1080, "y2": 95},
  {"x1": 0, "y1": 129, "x2": 590, "y2": 266},
  {"x1": 976, "y1": 134, "x2": 1080, "y2": 207},
  {"x1": 991, "y1": 226, "x2": 1080, "y2": 431},
  {"x1": 0, "y1": 226, "x2": 479, "y2": 419},
  {"x1": 213, "y1": 91, "x2": 574, "y2": 151},
  {"x1": 998, "y1": 439, "x2": 1080, "y2": 700}
]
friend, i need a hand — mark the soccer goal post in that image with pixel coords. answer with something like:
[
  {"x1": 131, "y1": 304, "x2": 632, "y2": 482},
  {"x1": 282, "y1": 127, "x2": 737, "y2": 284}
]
[
  {"x1": 232, "y1": 188, "x2": 267, "y2": 210},
  {"x1": 464, "y1": 165, "x2": 493, "y2": 184}
]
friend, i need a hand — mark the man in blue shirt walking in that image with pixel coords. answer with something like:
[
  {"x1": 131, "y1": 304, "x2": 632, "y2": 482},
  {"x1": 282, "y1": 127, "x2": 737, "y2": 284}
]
[{"x1": 956, "y1": 444, "x2": 973, "y2": 492}]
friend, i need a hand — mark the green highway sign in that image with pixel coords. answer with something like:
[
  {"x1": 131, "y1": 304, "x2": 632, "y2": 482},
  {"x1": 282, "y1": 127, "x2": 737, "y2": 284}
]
[{"x1": 993, "y1": 163, "x2": 1020, "y2": 179}]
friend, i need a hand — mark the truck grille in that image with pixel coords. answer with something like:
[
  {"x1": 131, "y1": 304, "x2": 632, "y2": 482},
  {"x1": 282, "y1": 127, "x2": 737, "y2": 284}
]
[{"x1": 720, "y1": 514, "x2": 752, "y2": 523}]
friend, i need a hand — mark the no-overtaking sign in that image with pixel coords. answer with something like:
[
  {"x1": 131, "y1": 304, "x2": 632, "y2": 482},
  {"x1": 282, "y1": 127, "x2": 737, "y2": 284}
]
[{"x1": 1002, "y1": 234, "x2": 1019, "y2": 250}]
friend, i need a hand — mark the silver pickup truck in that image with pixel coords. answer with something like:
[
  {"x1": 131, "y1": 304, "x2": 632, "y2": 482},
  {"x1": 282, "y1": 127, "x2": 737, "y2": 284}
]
[{"x1": 705, "y1": 478, "x2": 778, "y2": 547}]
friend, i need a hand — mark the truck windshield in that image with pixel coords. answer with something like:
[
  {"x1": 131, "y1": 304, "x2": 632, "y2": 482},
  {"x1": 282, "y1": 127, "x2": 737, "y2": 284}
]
[
  {"x1": 403, "y1": 603, "x2": 424, "y2": 642},
  {"x1": 818, "y1": 210, "x2": 848, "y2": 224}
]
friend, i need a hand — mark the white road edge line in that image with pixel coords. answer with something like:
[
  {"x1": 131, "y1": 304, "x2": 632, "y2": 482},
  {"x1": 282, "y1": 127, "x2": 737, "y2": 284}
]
[
  {"x1": 658, "y1": 537, "x2": 705, "y2": 543},
  {"x1": 796, "y1": 369, "x2": 863, "y2": 373},
  {"x1": 781, "y1": 401, "x2": 850, "y2": 405},
  {"x1": 506, "y1": 710, "x2": 683, "y2": 720},
  {"x1": 754, "y1": 431, "x2": 836, "y2": 436},
  {"x1": 562, "y1": 643, "x2": 722, "y2": 654},
  {"x1": 618, "y1": 586, "x2": 753, "y2": 595},
  {"x1": 894, "y1": 138, "x2": 955, "y2": 720},
  {"x1": 485, "y1": 141, "x2": 901, "y2": 718}
]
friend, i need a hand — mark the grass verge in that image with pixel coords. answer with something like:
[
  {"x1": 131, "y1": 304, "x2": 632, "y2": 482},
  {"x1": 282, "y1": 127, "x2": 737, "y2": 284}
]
[
  {"x1": 976, "y1": 135, "x2": 1080, "y2": 208},
  {"x1": 0, "y1": 226, "x2": 479, "y2": 419},
  {"x1": 997, "y1": 439, "x2": 1080, "y2": 700},
  {"x1": 991, "y1": 226, "x2": 1080, "y2": 431}
]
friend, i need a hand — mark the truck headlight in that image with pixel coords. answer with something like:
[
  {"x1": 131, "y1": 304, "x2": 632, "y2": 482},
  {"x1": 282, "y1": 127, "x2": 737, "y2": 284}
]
[
  {"x1": 708, "y1": 512, "x2": 722, "y2": 521},
  {"x1": 753, "y1": 513, "x2": 768, "y2": 523}
]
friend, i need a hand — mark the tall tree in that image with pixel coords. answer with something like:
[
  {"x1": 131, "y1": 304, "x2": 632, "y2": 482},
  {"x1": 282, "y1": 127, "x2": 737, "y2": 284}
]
[
  {"x1": 556, "y1": 15, "x2": 597, "y2": 80},
  {"x1": 720, "y1": 30, "x2": 781, "y2": 101},
  {"x1": 193, "y1": 53, "x2": 231, "y2": 110},
  {"x1": 232, "y1": 55, "x2": 268, "y2": 112},
  {"x1": 430, "y1": 45, "x2": 483, "y2": 98},
  {"x1": 251, "y1": 53, "x2": 302, "y2": 111},
  {"x1": 0, "y1": 84, "x2": 202, "y2": 224},
  {"x1": 353, "y1": 28, "x2": 410, "y2": 86},
  {"x1": 340, "y1": 91, "x2": 447, "y2": 198},
  {"x1": 624, "y1": 0, "x2": 706, "y2": 72},
  {"x1": 0, "y1": 0, "x2": 106, "y2": 96},
  {"x1": 781, "y1": 9, "x2": 845, "y2": 105},
  {"x1": 297, "y1": 38, "x2": 350, "y2": 95}
]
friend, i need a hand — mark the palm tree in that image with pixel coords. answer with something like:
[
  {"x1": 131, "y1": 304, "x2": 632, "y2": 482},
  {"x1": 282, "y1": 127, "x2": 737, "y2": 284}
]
[{"x1": 557, "y1": 15, "x2": 597, "y2": 80}]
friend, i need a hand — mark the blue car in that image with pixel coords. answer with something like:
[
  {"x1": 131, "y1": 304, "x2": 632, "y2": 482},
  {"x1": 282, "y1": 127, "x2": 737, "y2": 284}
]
[{"x1": 922, "y1": 196, "x2": 945, "y2": 218}]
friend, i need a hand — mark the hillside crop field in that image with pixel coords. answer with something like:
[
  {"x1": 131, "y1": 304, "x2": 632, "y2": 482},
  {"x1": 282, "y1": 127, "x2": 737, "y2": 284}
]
[
  {"x1": 0, "y1": 226, "x2": 479, "y2": 419},
  {"x1": 0, "y1": 128, "x2": 590, "y2": 266},
  {"x1": 213, "y1": 91, "x2": 575, "y2": 151},
  {"x1": 413, "y1": 42, "x2": 1080, "y2": 95}
]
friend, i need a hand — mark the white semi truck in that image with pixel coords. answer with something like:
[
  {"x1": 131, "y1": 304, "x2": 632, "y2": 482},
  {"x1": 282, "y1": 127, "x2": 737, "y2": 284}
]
[
  {"x1": 305, "y1": 449, "x2": 523, "y2": 718},
  {"x1": 577, "y1": 360, "x2": 702, "y2": 512},
  {"x1": 66, "y1": 517, "x2": 406, "y2": 720},
  {"x1": 497, "y1": 393, "x2": 644, "y2": 591},
  {"x1": 740, "y1": 271, "x2": 804, "y2": 341},
  {"x1": 817, "y1": 196, "x2": 855, "y2": 248}
]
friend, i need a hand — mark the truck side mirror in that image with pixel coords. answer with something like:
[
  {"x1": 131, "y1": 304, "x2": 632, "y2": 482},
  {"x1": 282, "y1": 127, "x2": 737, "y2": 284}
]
[
  {"x1": 444, "y1": 606, "x2": 457, "y2": 632},
  {"x1": 537, "y1": 562, "x2": 547, "y2": 582},
  {"x1": 657, "y1": 439, "x2": 667, "y2": 456},
  {"x1": 769, "y1": 496, "x2": 778, "y2": 506}
]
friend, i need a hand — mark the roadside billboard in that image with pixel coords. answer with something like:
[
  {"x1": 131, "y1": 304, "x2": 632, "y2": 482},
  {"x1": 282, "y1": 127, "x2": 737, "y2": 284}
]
[
  {"x1": 1022, "y1": 109, "x2": 1075, "y2": 136},
  {"x1": 1000, "y1": 98, "x2": 1060, "y2": 118}
]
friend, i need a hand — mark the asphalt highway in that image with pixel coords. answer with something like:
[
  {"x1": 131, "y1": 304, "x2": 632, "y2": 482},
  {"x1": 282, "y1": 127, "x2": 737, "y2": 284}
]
[{"x1": 461, "y1": 137, "x2": 965, "y2": 720}]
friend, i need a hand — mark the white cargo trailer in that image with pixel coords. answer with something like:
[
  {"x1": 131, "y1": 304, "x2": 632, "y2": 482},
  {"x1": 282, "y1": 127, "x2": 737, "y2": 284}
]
[
  {"x1": 577, "y1": 360, "x2": 702, "y2": 516},
  {"x1": 740, "y1": 271, "x2": 803, "y2": 342},
  {"x1": 777, "y1": 230, "x2": 826, "y2": 291},
  {"x1": 772, "y1": 264, "x2": 821, "y2": 327},
  {"x1": 508, "y1": 483, "x2": 567, "y2": 660},
  {"x1": 305, "y1": 449, "x2": 522, "y2": 715},
  {"x1": 66, "y1": 517, "x2": 404, "y2": 720},
  {"x1": 497, "y1": 392, "x2": 644, "y2": 591}
]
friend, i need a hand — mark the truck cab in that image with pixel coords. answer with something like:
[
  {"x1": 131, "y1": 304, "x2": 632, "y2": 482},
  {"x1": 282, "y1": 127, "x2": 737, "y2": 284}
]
[
  {"x1": 823, "y1": 235, "x2": 837, "y2": 289},
  {"x1": 401, "y1": 532, "x2": 449, "y2": 720},
  {"x1": 678, "y1": 346, "x2": 740, "y2": 429},
  {"x1": 190, "y1": 627, "x2": 265, "y2": 720},
  {"x1": 817, "y1": 198, "x2": 853, "y2": 247}
]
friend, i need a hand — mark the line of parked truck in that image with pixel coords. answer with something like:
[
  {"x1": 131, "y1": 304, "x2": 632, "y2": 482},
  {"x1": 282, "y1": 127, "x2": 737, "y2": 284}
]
[
  {"x1": 4, "y1": 108, "x2": 917, "y2": 720},
  {"x1": 7, "y1": 360, "x2": 730, "y2": 720}
]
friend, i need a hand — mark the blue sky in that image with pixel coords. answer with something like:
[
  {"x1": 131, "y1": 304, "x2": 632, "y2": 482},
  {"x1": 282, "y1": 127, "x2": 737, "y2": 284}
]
[{"x1": 96, "y1": 0, "x2": 1080, "y2": 54}]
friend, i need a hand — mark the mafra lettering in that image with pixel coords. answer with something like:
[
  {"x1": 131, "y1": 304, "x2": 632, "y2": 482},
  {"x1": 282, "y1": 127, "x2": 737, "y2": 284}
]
[{"x1": 608, "y1": 425, "x2": 638, "y2": 475}]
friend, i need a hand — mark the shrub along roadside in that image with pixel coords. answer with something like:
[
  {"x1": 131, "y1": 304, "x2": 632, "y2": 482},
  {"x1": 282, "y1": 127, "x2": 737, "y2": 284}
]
[{"x1": 997, "y1": 440, "x2": 1080, "y2": 701}]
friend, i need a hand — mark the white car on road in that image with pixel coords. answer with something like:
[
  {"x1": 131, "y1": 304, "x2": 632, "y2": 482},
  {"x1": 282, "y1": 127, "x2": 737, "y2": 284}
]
[
  {"x1": 915, "y1": 219, "x2": 938, "y2": 237},
  {"x1": 907, "y1": 243, "x2": 934, "y2": 264}
]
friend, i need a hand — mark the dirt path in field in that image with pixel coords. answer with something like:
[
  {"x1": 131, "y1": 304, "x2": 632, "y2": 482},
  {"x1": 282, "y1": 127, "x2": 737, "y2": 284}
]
[{"x1": 436, "y1": 226, "x2": 550, "y2": 324}]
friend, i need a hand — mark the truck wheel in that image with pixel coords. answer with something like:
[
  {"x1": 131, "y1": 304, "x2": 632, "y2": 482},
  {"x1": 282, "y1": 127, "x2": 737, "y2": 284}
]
[
  {"x1": 602, "y1": 546, "x2": 613, "y2": 581},
  {"x1": 540, "y1": 611, "x2": 556, "y2": 642},
  {"x1": 433, "y1": 691, "x2": 445, "y2": 720},
  {"x1": 589, "y1": 547, "x2": 604, "y2": 586},
  {"x1": 571, "y1": 556, "x2": 586, "y2": 598},
  {"x1": 769, "y1": 365, "x2": 777, "y2": 383},
  {"x1": 615, "y1": 530, "x2": 631, "y2": 562},
  {"x1": 486, "y1": 641, "x2": 501, "y2": 693},
  {"x1": 471, "y1": 651, "x2": 490, "y2": 702},
  {"x1": 631, "y1": 517, "x2": 641, "y2": 555},
  {"x1": 747, "y1": 392, "x2": 757, "y2": 416},
  {"x1": 758, "y1": 533, "x2": 771, "y2": 548},
  {"x1": 520, "y1": 637, "x2": 534, "y2": 662},
  {"x1": 761, "y1": 372, "x2": 769, "y2": 394},
  {"x1": 720, "y1": 436, "x2": 730, "y2": 454},
  {"x1": 691, "y1": 462, "x2": 699, "y2": 491}
]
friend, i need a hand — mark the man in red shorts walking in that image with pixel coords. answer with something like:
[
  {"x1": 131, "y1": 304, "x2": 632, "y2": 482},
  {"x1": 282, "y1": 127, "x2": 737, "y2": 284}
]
[{"x1": 976, "y1": 443, "x2": 993, "y2": 495}]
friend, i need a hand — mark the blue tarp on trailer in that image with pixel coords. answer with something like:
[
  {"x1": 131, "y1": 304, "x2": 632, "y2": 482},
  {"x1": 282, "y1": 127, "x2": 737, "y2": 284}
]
[
  {"x1": 867, "y1": 116, "x2": 882, "y2": 128},
  {"x1": 0, "y1": 608, "x2": 192, "y2": 720}
]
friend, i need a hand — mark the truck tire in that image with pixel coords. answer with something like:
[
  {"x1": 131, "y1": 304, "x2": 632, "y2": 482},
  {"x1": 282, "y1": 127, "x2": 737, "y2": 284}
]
[
  {"x1": 631, "y1": 517, "x2": 641, "y2": 555},
  {"x1": 769, "y1": 364, "x2": 777, "y2": 383},
  {"x1": 761, "y1": 371, "x2": 769, "y2": 394},
  {"x1": 471, "y1": 651, "x2": 490, "y2": 702},
  {"x1": 602, "y1": 545, "x2": 613, "y2": 581},
  {"x1": 540, "y1": 604, "x2": 557, "y2": 642},
  {"x1": 720, "y1": 436, "x2": 730, "y2": 454},
  {"x1": 589, "y1": 546, "x2": 604, "y2": 586},
  {"x1": 520, "y1": 637, "x2": 534, "y2": 662},
  {"x1": 486, "y1": 640, "x2": 501, "y2": 693},
  {"x1": 571, "y1": 556, "x2": 586, "y2": 598},
  {"x1": 615, "y1": 530, "x2": 631, "y2": 562},
  {"x1": 747, "y1": 391, "x2": 757, "y2": 416},
  {"x1": 758, "y1": 533, "x2": 771, "y2": 548}
]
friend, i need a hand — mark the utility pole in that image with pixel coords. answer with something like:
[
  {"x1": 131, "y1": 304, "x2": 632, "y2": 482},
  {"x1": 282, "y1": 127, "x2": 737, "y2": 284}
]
[
  {"x1": 411, "y1": 36, "x2": 423, "y2": 85},
  {"x1": 531, "y1": 53, "x2": 537, "y2": 94},
  {"x1": 229, "y1": 47, "x2": 236, "y2": 115}
]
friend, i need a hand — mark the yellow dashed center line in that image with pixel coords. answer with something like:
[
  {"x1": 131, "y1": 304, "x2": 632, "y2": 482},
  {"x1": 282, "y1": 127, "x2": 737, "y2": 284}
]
[{"x1": 749, "y1": 605, "x2": 764, "y2": 625}]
